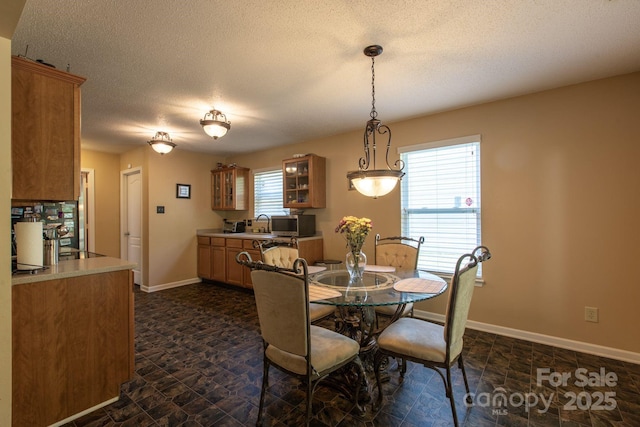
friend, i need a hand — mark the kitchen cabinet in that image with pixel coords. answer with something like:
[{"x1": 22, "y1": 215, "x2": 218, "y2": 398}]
[
  {"x1": 197, "y1": 234, "x2": 323, "y2": 289},
  {"x1": 197, "y1": 237, "x2": 212, "y2": 279},
  {"x1": 283, "y1": 154, "x2": 326, "y2": 209},
  {"x1": 241, "y1": 240, "x2": 261, "y2": 287},
  {"x1": 197, "y1": 236, "x2": 226, "y2": 281},
  {"x1": 12, "y1": 266, "x2": 134, "y2": 427},
  {"x1": 11, "y1": 56, "x2": 86, "y2": 201},
  {"x1": 225, "y1": 239, "x2": 244, "y2": 286},
  {"x1": 211, "y1": 166, "x2": 249, "y2": 210}
]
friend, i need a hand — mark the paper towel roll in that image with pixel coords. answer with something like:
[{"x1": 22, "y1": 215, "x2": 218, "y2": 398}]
[{"x1": 15, "y1": 221, "x2": 43, "y2": 270}]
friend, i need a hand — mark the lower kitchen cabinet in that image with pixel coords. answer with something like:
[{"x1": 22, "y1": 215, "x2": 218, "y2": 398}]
[
  {"x1": 225, "y1": 239, "x2": 244, "y2": 287},
  {"x1": 197, "y1": 236, "x2": 226, "y2": 281},
  {"x1": 12, "y1": 267, "x2": 134, "y2": 427},
  {"x1": 197, "y1": 235, "x2": 323, "y2": 289},
  {"x1": 210, "y1": 237, "x2": 226, "y2": 282}
]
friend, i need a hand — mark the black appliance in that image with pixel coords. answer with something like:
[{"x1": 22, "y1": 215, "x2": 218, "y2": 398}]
[{"x1": 223, "y1": 220, "x2": 246, "y2": 233}]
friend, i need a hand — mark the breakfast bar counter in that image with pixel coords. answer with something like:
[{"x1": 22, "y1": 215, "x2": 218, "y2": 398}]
[
  {"x1": 11, "y1": 257, "x2": 136, "y2": 427},
  {"x1": 11, "y1": 256, "x2": 136, "y2": 285}
]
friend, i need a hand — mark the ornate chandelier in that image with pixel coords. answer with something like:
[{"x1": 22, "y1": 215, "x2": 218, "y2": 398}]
[
  {"x1": 347, "y1": 45, "x2": 405, "y2": 198},
  {"x1": 147, "y1": 131, "x2": 176, "y2": 155},
  {"x1": 200, "y1": 108, "x2": 231, "y2": 139}
]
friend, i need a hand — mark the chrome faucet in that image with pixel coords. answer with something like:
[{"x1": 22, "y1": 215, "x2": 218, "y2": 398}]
[{"x1": 255, "y1": 214, "x2": 270, "y2": 233}]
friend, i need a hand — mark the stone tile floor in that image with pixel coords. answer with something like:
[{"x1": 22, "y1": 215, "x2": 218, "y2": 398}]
[{"x1": 66, "y1": 283, "x2": 640, "y2": 426}]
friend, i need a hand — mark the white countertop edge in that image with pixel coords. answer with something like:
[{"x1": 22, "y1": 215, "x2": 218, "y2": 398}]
[{"x1": 12, "y1": 257, "x2": 137, "y2": 285}]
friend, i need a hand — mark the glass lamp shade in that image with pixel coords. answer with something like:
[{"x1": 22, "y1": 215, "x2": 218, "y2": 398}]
[
  {"x1": 148, "y1": 140, "x2": 176, "y2": 154},
  {"x1": 200, "y1": 109, "x2": 231, "y2": 139},
  {"x1": 200, "y1": 122, "x2": 230, "y2": 139},
  {"x1": 147, "y1": 131, "x2": 176, "y2": 155},
  {"x1": 348, "y1": 169, "x2": 404, "y2": 198}
]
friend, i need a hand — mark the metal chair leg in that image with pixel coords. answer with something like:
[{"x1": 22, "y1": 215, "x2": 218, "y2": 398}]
[
  {"x1": 458, "y1": 355, "x2": 473, "y2": 404},
  {"x1": 257, "y1": 360, "x2": 269, "y2": 426},
  {"x1": 445, "y1": 366, "x2": 459, "y2": 427}
]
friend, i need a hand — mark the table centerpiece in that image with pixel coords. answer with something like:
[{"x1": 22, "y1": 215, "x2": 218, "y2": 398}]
[{"x1": 335, "y1": 216, "x2": 372, "y2": 281}]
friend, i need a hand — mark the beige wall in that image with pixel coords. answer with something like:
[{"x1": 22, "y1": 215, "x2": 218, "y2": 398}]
[
  {"x1": 119, "y1": 147, "x2": 225, "y2": 288},
  {"x1": 230, "y1": 72, "x2": 640, "y2": 354},
  {"x1": 0, "y1": 35, "x2": 13, "y2": 423},
  {"x1": 81, "y1": 150, "x2": 121, "y2": 257}
]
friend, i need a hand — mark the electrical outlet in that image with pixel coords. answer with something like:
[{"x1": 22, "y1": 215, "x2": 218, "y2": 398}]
[
  {"x1": 585, "y1": 307, "x2": 599, "y2": 323},
  {"x1": 247, "y1": 219, "x2": 252, "y2": 227}
]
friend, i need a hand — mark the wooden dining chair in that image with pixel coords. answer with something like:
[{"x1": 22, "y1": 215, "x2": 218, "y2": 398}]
[
  {"x1": 236, "y1": 252, "x2": 362, "y2": 426},
  {"x1": 373, "y1": 234, "x2": 425, "y2": 323},
  {"x1": 255, "y1": 239, "x2": 336, "y2": 324},
  {"x1": 373, "y1": 246, "x2": 492, "y2": 427}
]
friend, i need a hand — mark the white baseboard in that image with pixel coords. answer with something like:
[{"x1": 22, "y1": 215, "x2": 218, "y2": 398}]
[
  {"x1": 50, "y1": 395, "x2": 119, "y2": 426},
  {"x1": 140, "y1": 277, "x2": 202, "y2": 293},
  {"x1": 414, "y1": 309, "x2": 640, "y2": 365}
]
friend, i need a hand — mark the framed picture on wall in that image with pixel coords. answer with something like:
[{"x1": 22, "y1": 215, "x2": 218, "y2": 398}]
[{"x1": 176, "y1": 184, "x2": 191, "y2": 199}]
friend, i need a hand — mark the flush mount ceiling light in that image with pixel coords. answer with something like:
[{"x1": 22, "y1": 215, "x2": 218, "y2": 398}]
[
  {"x1": 200, "y1": 108, "x2": 231, "y2": 139},
  {"x1": 147, "y1": 131, "x2": 176, "y2": 155},
  {"x1": 347, "y1": 45, "x2": 405, "y2": 199}
]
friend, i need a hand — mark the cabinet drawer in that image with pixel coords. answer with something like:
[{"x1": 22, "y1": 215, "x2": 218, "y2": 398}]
[
  {"x1": 197, "y1": 236, "x2": 210, "y2": 245},
  {"x1": 243, "y1": 239, "x2": 257, "y2": 249},
  {"x1": 210, "y1": 237, "x2": 226, "y2": 247},
  {"x1": 226, "y1": 239, "x2": 243, "y2": 248}
]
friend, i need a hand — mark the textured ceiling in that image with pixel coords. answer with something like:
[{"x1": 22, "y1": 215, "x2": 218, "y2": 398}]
[{"x1": 11, "y1": 0, "x2": 640, "y2": 156}]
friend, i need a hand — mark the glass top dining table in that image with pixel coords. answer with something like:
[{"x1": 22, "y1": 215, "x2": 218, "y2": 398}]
[{"x1": 307, "y1": 267, "x2": 448, "y2": 307}]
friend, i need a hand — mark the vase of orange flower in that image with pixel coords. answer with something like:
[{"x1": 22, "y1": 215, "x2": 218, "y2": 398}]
[{"x1": 335, "y1": 216, "x2": 372, "y2": 281}]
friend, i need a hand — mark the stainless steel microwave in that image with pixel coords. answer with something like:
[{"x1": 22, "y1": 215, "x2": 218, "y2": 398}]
[{"x1": 271, "y1": 215, "x2": 316, "y2": 237}]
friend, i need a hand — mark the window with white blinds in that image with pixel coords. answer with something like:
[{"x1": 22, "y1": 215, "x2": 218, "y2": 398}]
[
  {"x1": 399, "y1": 135, "x2": 482, "y2": 276},
  {"x1": 253, "y1": 168, "x2": 287, "y2": 217}
]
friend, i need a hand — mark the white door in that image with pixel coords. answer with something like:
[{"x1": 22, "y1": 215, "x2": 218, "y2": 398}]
[{"x1": 121, "y1": 168, "x2": 142, "y2": 285}]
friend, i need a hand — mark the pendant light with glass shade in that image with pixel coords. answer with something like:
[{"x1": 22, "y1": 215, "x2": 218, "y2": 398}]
[
  {"x1": 347, "y1": 45, "x2": 405, "y2": 198},
  {"x1": 200, "y1": 108, "x2": 231, "y2": 139},
  {"x1": 147, "y1": 131, "x2": 176, "y2": 155}
]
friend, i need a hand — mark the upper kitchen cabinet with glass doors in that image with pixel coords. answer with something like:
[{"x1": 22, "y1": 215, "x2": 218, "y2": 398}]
[
  {"x1": 211, "y1": 165, "x2": 249, "y2": 210},
  {"x1": 283, "y1": 154, "x2": 326, "y2": 209}
]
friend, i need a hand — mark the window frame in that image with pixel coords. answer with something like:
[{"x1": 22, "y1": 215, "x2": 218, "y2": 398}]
[
  {"x1": 398, "y1": 134, "x2": 484, "y2": 281},
  {"x1": 253, "y1": 167, "x2": 287, "y2": 218}
]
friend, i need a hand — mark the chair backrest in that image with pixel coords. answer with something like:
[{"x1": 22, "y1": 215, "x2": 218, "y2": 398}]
[
  {"x1": 374, "y1": 234, "x2": 425, "y2": 269},
  {"x1": 237, "y1": 252, "x2": 311, "y2": 358},
  {"x1": 261, "y1": 245, "x2": 299, "y2": 268},
  {"x1": 255, "y1": 238, "x2": 299, "y2": 269},
  {"x1": 444, "y1": 246, "x2": 491, "y2": 361}
]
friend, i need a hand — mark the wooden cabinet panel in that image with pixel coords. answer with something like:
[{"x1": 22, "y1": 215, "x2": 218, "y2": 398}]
[
  {"x1": 283, "y1": 154, "x2": 326, "y2": 208},
  {"x1": 12, "y1": 269, "x2": 133, "y2": 427},
  {"x1": 298, "y1": 239, "x2": 324, "y2": 266},
  {"x1": 243, "y1": 248, "x2": 261, "y2": 287},
  {"x1": 211, "y1": 246, "x2": 226, "y2": 282},
  {"x1": 225, "y1": 247, "x2": 245, "y2": 286},
  {"x1": 197, "y1": 244, "x2": 212, "y2": 279},
  {"x1": 11, "y1": 56, "x2": 86, "y2": 201},
  {"x1": 211, "y1": 166, "x2": 249, "y2": 210}
]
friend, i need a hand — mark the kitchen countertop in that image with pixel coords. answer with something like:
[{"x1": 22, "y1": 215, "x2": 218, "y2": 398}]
[
  {"x1": 196, "y1": 229, "x2": 323, "y2": 241},
  {"x1": 12, "y1": 256, "x2": 137, "y2": 286}
]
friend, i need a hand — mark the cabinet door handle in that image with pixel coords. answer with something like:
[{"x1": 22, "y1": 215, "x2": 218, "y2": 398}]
[{"x1": 124, "y1": 232, "x2": 130, "y2": 236}]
